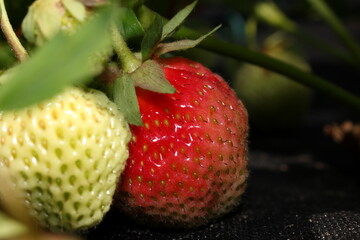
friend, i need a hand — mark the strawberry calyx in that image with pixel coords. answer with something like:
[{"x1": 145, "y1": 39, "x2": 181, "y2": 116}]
[
  {"x1": 131, "y1": 60, "x2": 175, "y2": 93},
  {"x1": 153, "y1": 25, "x2": 221, "y2": 58},
  {"x1": 109, "y1": 0, "x2": 221, "y2": 126},
  {"x1": 22, "y1": 0, "x2": 90, "y2": 47}
]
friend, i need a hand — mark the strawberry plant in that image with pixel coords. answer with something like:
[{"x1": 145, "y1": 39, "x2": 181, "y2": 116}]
[{"x1": 0, "y1": 0, "x2": 359, "y2": 239}]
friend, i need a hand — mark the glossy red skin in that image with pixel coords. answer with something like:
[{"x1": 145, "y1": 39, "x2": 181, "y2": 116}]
[{"x1": 116, "y1": 57, "x2": 248, "y2": 227}]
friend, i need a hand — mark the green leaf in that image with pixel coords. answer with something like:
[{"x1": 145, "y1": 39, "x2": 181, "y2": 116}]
[
  {"x1": 0, "y1": 44, "x2": 17, "y2": 69},
  {"x1": 131, "y1": 60, "x2": 175, "y2": 94},
  {"x1": 141, "y1": 14, "x2": 163, "y2": 61},
  {"x1": 155, "y1": 25, "x2": 221, "y2": 57},
  {"x1": 0, "y1": 7, "x2": 114, "y2": 111},
  {"x1": 118, "y1": 7, "x2": 145, "y2": 41},
  {"x1": 113, "y1": 73, "x2": 143, "y2": 126},
  {"x1": 162, "y1": 1, "x2": 197, "y2": 40},
  {"x1": 0, "y1": 212, "x2": 27, "y2": 239}
]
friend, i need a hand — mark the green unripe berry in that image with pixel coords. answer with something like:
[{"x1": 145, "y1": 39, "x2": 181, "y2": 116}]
[
  {"x1": 22, "y1": 0, "x2": 88, "y2": 46},
  {"x1": 234, "y1": 34, "x2": 313, "y2": 130},
  {"x1": 0, "y1": 87, "x2": 131, "y2": 232}
]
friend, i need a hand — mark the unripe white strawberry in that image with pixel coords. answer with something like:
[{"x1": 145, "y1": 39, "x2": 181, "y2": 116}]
[
  {"x1": 22, "y1": 0, "x2": 89, "y2": 46},
  {"x1": 22, "y1": 0, "x2": 112, "y2": 74},
  {"x1": 0, "y1": 87, "x2": 131, "y2": 231}
]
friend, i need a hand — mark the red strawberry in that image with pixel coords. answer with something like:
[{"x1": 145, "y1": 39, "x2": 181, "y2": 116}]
[{"x1": 115, "y1": 57, "x2": 249, "y2": 228}]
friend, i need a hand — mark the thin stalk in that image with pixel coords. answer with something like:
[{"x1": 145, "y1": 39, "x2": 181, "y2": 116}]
[
  {"x1": 174, "y1": 27, "x2": 360, "y2": 113},
  {"x1": 307, "y1": 0, "x2": 360, "y2": 60},
  {"x1": 244, "y1": 17, "x2": 258, "y2": 50},
  {"x1": 110, "y1": 23, "x2": 141, "y2": 73},
  {"x1": 254, "y1": 1, "x2": 359, "y2": 68},
  {"x1": 0, "y1": 0, "x2": 28, "y2": 62},
  {"x1": 295, "y1": 28, "x2": 356, "y2": 67}
]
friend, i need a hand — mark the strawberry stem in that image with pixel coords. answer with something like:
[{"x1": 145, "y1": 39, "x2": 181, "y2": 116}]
[
  {"x1": 110, "y1": 23, "x2": 141, "y2": 73},
  {"x1": 0, "y1": 0, "x2": 28, "y2": 62},
  {"x1": 253, "y1": 1, "x2": 360, "y2": 68},
  {"x1": 244, "y1": 17, "x2": 258, "y2": 50},
  {"x1": 173, "y1": 26, "x2": 360, "y2": 113},
  {"x1": 307, "y1": 0, "x2": 360, "y2": 61}
]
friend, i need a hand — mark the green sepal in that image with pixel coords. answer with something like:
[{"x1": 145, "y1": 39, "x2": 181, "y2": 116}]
[
  {"x1": 34, "y1": 0, "x2": 63, "y2": 41},
  {"x1": 21, "y1": 7, "x2": 37, "y2": 44},
  {"x1": 62, "y1": 0, "x2": 87, "y2": 22},
  {"x1": 113, "y1": 73, "x2": 143, "y2": 126},
  {"x1": 118, "y1": 7, "x2": 145, "y2": 41},
  {"x1": 155, "y1": 25, "x2": 221, "y2": 57},
  {"x1": 0, "y1": 7, "x2": 114, "y2": 111},
  {"x1": 162, "y1": 1, "x2": 197, "y2": 40},
  {"x1": 131, "y1": 60, "x2": 175, "y2": 94},
  {"x1": 141, "y1": 14, "x2": 163, "y2": 61}
]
